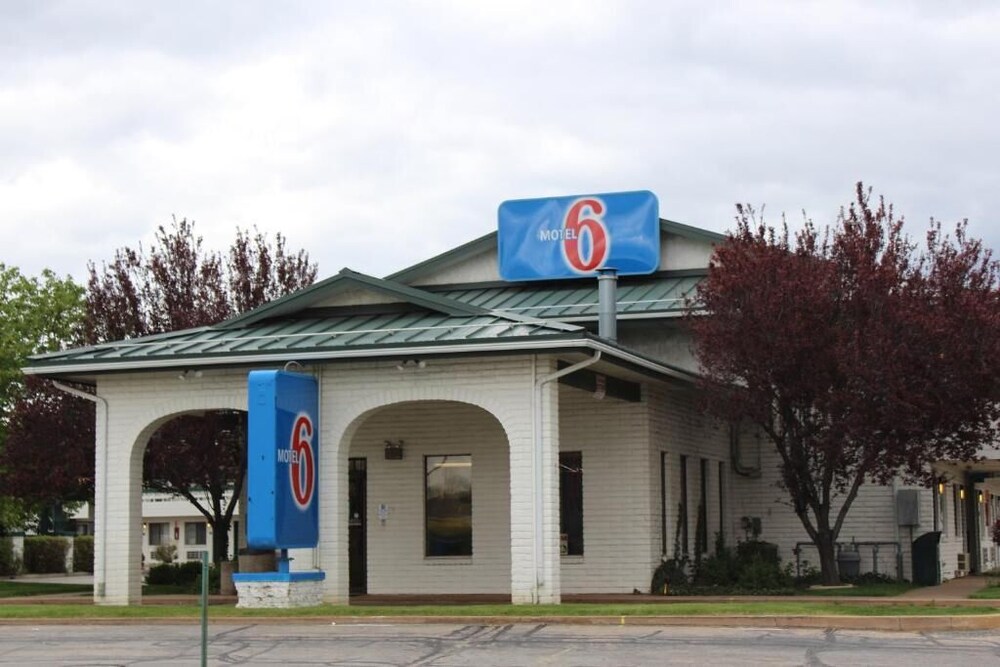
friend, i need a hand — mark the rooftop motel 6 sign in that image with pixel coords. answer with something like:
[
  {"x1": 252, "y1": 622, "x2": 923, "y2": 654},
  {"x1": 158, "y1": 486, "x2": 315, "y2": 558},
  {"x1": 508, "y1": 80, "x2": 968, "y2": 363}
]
[
  {"x1": 498, "y1": 190, "x2": 660, "y2": 281},
  {"x1": 246, "y1": 370, "x2": 319, "y2": 550}
]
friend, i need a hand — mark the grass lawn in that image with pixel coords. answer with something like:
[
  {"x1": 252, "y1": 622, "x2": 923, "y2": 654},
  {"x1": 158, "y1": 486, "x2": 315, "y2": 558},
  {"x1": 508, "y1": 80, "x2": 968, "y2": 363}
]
[
  {"x1": 0, "y1": 581, "x2": 93, "y2": 598},
  {"x1": 969, "y1": 582, "x2": 1000, "y2": 599},
  {"x1": 0, "y1": 601, "x2": 997, "y2": 620}
]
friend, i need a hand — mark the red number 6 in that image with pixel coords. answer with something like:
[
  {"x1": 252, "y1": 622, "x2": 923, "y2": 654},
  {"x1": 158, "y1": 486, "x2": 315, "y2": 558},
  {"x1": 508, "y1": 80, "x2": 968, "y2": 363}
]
[
  {"x1": 563, "y1": 198, "x2": 608, "y2": 272},
  {"x1": 290, "y1": 414, "x2": 314, "y2": 509}
]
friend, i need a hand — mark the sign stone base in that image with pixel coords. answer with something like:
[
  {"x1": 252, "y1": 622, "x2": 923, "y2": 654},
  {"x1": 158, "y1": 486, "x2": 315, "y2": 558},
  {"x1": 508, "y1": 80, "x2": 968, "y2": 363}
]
[{"x1": 232, "y1": 571, "x2": 326, "y2": 608}]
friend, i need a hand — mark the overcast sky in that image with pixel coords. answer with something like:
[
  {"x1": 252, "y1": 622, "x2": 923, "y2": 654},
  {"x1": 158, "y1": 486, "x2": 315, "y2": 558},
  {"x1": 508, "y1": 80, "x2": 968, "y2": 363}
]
[{"x1": 1, "y1": 1, "x2": 998, "y2": 283}]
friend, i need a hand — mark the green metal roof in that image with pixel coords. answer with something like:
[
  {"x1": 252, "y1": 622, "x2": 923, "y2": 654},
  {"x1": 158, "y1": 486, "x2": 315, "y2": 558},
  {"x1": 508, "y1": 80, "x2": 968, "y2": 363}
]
[
  {"x1": 218, "y1": 267, "x2": 486, "y2": 329},
  {"x1": 433, "y1": 270, "x2": 704, "y2": 320},
  {"x1": 27, "y1": 310, "x2": 585, "y2": 373}
]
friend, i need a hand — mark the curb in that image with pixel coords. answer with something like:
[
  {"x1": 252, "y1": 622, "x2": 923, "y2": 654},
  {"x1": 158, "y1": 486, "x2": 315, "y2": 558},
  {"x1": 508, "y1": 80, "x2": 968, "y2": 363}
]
[{"x1": 2, "y1": 614, "x2": 1000, "y2": 632}]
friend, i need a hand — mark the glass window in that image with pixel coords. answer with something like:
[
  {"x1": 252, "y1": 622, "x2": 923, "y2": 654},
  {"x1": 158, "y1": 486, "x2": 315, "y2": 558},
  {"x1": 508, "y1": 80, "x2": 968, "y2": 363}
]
[
  {"x1": 679, "y1": 455, "x2": 689, "y2": 555},
  {"x1": 938, "y1": 482, "x2": 948, "y2": 533},
  {"x1": 425, "y1": 455, "x2": 472, "y2": 557},
  {"x1": 696, "y1": 458, "x2": 709, "y2": 554},
  {"x1": 184, "y1": 522, "x2": 207, "y2": 546},
  {"x1": 660, "y1": 452, "x2": 668, "y2": 556},
  {"x1": 559, "y1": 452, "x2": 584, "y2": 556},
  {"x1": 718, "y1": 461, "x2": 725, "y2": 538},
  {"x1": 954, "y1": 485, "x2": 962, "y2": 537},
  {"x1": 148, "y1": 522, "x2": 170, "y2": 546}
]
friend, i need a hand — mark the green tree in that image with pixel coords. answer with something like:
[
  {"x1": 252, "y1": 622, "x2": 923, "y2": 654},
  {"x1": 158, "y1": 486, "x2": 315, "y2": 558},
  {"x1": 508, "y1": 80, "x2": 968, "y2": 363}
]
[{"x1": 0, "y1": 265, "x2": 85, "y2": 533}]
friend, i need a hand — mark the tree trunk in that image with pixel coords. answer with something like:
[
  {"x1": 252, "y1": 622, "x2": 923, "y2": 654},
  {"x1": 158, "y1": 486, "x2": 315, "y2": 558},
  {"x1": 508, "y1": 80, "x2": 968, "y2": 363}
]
[
  {"x1": 815, "y1": 531, "x2": 840, "y2": 585},
  {"x1": 211, "y1": 518, "x2": 230, "y2": 565}
]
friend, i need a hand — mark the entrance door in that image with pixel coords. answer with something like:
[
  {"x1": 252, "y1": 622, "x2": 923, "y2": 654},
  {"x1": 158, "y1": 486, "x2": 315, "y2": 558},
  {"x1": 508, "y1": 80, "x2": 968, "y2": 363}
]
[{"x1": 348, "y1": 458, "x2": 367, "y2": 595}]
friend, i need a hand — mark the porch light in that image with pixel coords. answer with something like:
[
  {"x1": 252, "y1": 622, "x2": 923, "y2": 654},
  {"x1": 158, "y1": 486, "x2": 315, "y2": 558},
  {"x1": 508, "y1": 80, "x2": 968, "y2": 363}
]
[
  {"x1": 938, "y1": 481, "x2": 945, "y2": 495},
  {"x1": 979, "y1": 491, "x2": 984, "y2": 504},
  {"x1": 384, "y1": 440, "x2": 404, "y2": 460},
  {"x1": 960, "y1": 487, "x2": 966, "y2": 500}
]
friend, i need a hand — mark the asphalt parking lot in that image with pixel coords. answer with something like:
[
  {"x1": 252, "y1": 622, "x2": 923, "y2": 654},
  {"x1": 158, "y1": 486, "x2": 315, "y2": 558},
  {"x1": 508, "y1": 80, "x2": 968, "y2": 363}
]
[{"x1": 2, "y1": 622, "x2": 1000, "y2": 666}]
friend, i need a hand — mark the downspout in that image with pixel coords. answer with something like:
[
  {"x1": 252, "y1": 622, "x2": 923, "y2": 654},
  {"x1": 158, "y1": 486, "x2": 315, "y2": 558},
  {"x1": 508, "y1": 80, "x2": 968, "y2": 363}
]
[
  {"x1": 53, "y1": 381, "x2": 108, "y2": 599},
  {"x1": 532, "y1": 350, "x2": 601, "y2": 602}
]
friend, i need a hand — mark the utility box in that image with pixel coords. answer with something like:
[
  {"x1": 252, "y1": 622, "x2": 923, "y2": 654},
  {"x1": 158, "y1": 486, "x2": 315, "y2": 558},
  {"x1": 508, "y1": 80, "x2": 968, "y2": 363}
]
[
  {"x1": 896, "y1": 489, "x2": 920, "y2": 527},
  {"x1": 837, "y1": 544, "x2": 861, "y2": 579}
]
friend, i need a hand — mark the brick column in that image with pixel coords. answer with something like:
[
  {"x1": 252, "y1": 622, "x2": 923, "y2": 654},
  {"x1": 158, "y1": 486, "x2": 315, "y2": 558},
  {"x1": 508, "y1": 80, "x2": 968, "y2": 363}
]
[
  {"x1": 510, "y1": 359, "x2": 561, "y2": 604},
  {"x1": 318, "y1": 369, "x2": 349, "y2": 604},
  {"x1": 98, "y1": 414, "x2": 145, "y2": 605}
]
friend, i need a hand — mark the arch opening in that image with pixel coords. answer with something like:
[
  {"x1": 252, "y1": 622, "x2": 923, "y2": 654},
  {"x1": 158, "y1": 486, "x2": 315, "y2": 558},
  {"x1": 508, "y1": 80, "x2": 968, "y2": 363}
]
[
  {"x1": 134, "y1": 409, "x2": 248, "y2": 572},
  {"x1": 341, "y1": 399, "x2": 512, "y2": 597}
]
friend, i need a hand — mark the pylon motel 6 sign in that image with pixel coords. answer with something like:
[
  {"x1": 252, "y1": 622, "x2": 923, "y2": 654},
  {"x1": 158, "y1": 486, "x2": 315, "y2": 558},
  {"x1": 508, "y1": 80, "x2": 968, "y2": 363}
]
[
  {"x1": 246, "y1": 370, "x2": 319, "y2": 549},
  {"x1": 497, "y1": 190, "x2": 660, "y2": 281}
]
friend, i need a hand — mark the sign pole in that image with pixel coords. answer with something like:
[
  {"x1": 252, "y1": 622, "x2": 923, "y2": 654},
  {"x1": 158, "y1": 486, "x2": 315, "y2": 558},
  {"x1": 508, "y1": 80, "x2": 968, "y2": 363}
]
[
  {"x1": 597, "y1": 269, "x2": 618, "y2": 342},
  {"x1": 200, "y1": 551, "x2": 208, "y2": 667}
]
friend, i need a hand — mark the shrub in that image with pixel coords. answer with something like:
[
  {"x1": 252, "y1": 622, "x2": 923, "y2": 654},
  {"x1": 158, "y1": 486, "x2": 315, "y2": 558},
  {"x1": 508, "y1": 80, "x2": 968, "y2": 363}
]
[
  {"x1": 73, "y1": 536, "x2": 94, "y2": 573},
  {"x1": 194, "y1": 565, "x2": 221, "y2": 594},
  {"x1": 151, "y1": 544, "x2": 177, "y2": 564},
  {"x1": 693, "y1": 549, "x2": 737, "y2": 587},
  {"x1": 0, "y1": 537, "x2": 20, "y2": 576},
  {"x1": 146, "y1": 562, "x2": 178, "y2": 586},
  {"x1": 22, "y1": 536, "x2": 68, "y2": 574},
  {"x1": 662, "y1": 536, "x2": 796, "y2": 595},
  {"x1": 842, "y1": 571, "x2": 901, "y2": 585},
  {"x1": 146, "y1": 561, "x2": 218, "y2": 593},
  {"x1": 651, "y1": 554, "x2": 690, "y2": 594},
  {"x1": 176, "y1": 561, "x2": 203, "y2": 585},
  {"x1": 736, "y1": 539, "x2": 780, "y2": 565}
]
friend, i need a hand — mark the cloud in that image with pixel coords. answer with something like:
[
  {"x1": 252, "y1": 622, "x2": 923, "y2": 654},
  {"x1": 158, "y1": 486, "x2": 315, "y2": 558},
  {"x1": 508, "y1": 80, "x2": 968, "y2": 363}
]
[{"x1": 0, "y1": 1, "x2": 997, "y2": 282}]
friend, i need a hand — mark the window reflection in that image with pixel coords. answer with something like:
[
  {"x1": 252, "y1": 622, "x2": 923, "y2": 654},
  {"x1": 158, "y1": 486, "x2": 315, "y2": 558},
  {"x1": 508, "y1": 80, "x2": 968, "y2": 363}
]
[{"x1": 425, "y1": 455, "x2": 472, "y2": 556}]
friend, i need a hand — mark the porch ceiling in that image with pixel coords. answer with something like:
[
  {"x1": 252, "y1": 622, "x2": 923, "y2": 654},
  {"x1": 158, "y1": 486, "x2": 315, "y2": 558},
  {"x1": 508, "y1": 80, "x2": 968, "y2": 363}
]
[{"x1": 937, "y1": 458, "x2": 1000, "y2": 478}]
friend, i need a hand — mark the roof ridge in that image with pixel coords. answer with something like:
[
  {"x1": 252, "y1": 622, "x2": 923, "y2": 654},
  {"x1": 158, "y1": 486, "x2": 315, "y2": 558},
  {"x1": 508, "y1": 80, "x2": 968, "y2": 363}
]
[{"x1": 216, "y1": 268, "x2": 487, "y2": 329}]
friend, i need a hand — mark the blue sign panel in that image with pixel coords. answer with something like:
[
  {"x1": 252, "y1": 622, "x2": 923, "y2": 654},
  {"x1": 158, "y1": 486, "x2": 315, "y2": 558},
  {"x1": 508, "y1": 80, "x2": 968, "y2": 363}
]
[
  {"x1": 247, "y1": 370, "x2": 319, "y2": 550},
  {"x1": 498, "y1": 190, "x2": 660, "y2": 281}
]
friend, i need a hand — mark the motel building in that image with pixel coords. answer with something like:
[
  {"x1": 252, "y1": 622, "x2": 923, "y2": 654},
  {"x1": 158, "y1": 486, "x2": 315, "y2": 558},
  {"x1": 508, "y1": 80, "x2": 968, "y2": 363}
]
[{"x1": 24, "y1": 193, "x2": 1000, "y2": 605}]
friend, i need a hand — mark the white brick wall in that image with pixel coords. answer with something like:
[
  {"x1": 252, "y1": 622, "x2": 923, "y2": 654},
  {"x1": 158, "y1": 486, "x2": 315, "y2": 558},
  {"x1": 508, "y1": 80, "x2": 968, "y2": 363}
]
[
  {"x1": 558, "y1": 383, "x2": 651, "y2": 593},
  {"x1": 315, "y1": 355, "x2": 559, "y2": 604},
  {"x1": 95, "y1": 368, "x2": 248, "y2": 605},
  {"x1": 647, "y1": 384, "x2": 730, "y2": 565},
  {"x1": 728, "y1": 429, "x2": 953, "y2": 581},
  {"x1": 91, "y1": 348, "x2": 990, "y2": 607}
]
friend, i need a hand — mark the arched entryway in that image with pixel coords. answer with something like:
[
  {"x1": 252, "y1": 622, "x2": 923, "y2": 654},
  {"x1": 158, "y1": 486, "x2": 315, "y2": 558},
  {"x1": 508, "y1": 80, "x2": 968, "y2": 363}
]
[
  {"x1": 344, "y1": 400, "x2": 511, "y2": 597},
  {"x1": 140, "y1": 409, "x2": 247, "y2": 569}
]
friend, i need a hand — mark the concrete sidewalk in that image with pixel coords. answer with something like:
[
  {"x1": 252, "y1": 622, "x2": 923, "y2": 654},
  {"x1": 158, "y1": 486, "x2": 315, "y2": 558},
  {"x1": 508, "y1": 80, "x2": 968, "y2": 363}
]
[
  {"x1": 896, "y1": 575, "x2": 992, "y2": 600},
  {"x1": 9, "y1": 572, "x2": 95, "y2": 586}
]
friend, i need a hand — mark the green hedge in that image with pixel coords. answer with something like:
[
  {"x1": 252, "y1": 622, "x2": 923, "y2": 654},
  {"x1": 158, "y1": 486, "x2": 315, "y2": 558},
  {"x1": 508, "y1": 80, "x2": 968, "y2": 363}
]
[
  {"x1": 73, "y1": 536, "x2": 94, "y2": 573},
  {"x1": 23, "y1": 536, "x2": 69, "y2": 574},
  {"x1": 0, "y1": 537, "x2": 20, "y2": 576},
  {"x1": 146, "y1": 561, "x2": 219, "y2": 593}
]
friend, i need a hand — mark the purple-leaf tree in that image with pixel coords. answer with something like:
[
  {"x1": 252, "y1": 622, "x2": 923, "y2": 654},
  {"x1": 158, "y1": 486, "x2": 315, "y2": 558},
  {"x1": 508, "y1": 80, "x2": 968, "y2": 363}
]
[
  {"x1": 690, "y1": 184, "x2": 1000, "y2": 584},
  {"x1": 85, "y1": 219, "x2": 316, "y2": 562}
]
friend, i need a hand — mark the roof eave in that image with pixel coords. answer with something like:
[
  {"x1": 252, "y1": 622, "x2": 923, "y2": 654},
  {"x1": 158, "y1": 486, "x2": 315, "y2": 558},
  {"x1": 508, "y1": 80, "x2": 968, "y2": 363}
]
[{"x1": 23, "y1": 334, "x2": 697, "y2": 384}]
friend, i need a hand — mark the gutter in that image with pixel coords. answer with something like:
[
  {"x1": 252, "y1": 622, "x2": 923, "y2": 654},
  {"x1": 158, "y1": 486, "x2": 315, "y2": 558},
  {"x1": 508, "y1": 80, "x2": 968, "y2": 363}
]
[
  {"x1": 24, "y1": 337, "x2": 697, "y2": 384},
  {"x1": 52, "y1": 381, "x2": 109, "y2": 601}
]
